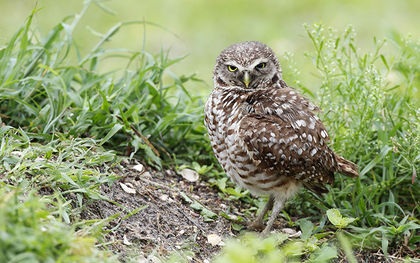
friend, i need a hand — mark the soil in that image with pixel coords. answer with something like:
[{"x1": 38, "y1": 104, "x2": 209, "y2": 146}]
[
  {"x1": 81, "y1": 160, "x2": 251, "y2": 262},
  {"x1": 80, "y1": 160, "x2": 420, "y2": 263}
]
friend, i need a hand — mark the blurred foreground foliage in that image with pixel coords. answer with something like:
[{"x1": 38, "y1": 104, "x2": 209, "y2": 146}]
[
  {"x1": 0, "y1": 188, "x2": 116, "y2": 262},
  {"x1": 0, "y1": 126, "x2": 120, "y2": 262}
]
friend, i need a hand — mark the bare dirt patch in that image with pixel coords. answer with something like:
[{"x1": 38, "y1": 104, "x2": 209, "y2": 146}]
[{"x1": 81, "y1": 160, "x2": 248, "y2": 262}]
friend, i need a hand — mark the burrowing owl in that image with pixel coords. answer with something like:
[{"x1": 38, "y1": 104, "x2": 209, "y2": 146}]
[{"x1": 204, "y1": 41, "x2": 358, "y2": 235}]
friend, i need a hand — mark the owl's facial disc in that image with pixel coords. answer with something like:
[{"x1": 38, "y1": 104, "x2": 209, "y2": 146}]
[
  {"x1": 223, "y1": 58, "x2": 273, "y2": 89},
  {"x1": 214, "y1": 41, "x2": 282, "y2": 90}
]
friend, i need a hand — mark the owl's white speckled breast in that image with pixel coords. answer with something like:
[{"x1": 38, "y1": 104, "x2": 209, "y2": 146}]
[{"x1": 205, "y1": 88, "x2": 270, "y2": 195}]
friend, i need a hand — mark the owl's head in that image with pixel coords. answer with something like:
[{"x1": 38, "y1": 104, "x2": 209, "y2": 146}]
[{"x1": 214, "y1": 41, "x2": 281, "y2": 90}]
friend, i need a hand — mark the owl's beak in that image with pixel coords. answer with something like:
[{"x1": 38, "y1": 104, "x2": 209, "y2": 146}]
[{"x1": 243, "y1": 71, "x2": 251, "y2": 88}]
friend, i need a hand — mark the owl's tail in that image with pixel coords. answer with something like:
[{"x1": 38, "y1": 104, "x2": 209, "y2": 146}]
[{"x1": 336, "y1": 155, "x2": 359, "y2": 178}]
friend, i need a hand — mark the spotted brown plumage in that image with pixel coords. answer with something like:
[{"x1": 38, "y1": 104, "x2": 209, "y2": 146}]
[{"x1": 204, "y1": 41, "x2": 358, "y2": 235}]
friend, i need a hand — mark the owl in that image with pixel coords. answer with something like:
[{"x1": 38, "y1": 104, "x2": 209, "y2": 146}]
[{"x1": 204, "y1": 41, "x2": 358, "y2": 235}]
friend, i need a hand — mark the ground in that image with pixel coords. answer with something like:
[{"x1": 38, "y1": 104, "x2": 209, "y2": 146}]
[
  {"x1": 81, "y1": 160, "x2": 251, "y2": 262},
  {"x1": 80, "y1": 159, "x2": 419, "y2": 263}
]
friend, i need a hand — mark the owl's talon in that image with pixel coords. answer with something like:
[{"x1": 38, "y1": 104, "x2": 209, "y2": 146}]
[
  {"x1": 248, "y1": 221, "x2": 265, "y2": 231},
  {"x1": 260, "y1": 227, "x2": 273, "y2": 237}
]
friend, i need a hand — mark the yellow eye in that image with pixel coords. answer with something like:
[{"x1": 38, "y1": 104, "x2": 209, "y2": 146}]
[
  {"x1": 228, "y1": 65, "x2": 238, "y2": 72},
  {"x1": 256, "y1": 62, "x2": 266, "y2": 69}
]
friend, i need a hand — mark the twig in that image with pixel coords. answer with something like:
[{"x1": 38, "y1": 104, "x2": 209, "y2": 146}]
[
  {"x1": 372, "y1": 252, "x2": 403, "y2": 261},
  {"x1": 156, "y1": 212, "x2": 162, "y2": 233},
  {"x1": 137, "y1": 174, "x2": 213, "y2": 234},
  {"x1": 177, "y1": 207, "x2": 207, "y2": 234},
  {"x1": 138, "y1": 176, "x2": 174, "y2": 192},
  {"x1": 115, "y1": 115, "x2": 160, "y2": 157}
]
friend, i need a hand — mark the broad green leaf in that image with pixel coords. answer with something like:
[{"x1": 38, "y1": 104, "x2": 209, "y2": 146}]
[
  {"x1": 298, "y1": 218, "x2": 314, "y2": 241},
  {"x1": 307, "y1": 244, "x2": 338, "y2": 263},
  {"x1": 326, "y1": 209, "x2": 356, "y2": 228}
]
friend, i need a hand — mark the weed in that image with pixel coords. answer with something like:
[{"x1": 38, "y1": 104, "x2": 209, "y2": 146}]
[
  {"x1": 287, "y1": 24, "x2": 420, "y2": 255},
  {"x1": 215, "y1": 24, "x2": 419, "y2": 259},
  {"x1": 0, "y1": 125, "x2": 127, "y2": 262},
  {"x1": 0, "y1": 186, "x2": 117, "y2": 263}
]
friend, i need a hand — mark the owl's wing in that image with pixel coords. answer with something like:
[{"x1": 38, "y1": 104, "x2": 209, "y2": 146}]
[{"x1": 238, "y1": 87, "x2": 336, "y2": 192}]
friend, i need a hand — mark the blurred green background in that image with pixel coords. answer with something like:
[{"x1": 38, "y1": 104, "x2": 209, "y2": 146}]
[{"x1": 1, "y1": 0, "x2": 419, "y2": 95}]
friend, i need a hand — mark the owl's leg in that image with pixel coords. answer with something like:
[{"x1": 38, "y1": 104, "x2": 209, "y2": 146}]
[
  {"x1": 261, "y1": 198, "x2": 285, "y2": 236},
  {"x1": 248, "y1": 194, "x2": 274, "y2": 230}
]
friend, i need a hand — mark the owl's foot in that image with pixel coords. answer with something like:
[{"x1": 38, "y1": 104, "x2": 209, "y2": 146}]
[
  {"x1": 260, "y1": 198, "x2": 285, "y2": 237},
  {"x1": 247, "y1": 195, "x2": 274, "y2": 231},
  {"x1": 247, "y1": 220, "x2": 265, "y2": 231},
  {"x1": 261, "y1": 226, "x2": 272, "y2": 237}
]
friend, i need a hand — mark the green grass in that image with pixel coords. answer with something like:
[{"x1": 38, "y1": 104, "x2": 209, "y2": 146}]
[
  {"x1": 285, "y1": 24, "x2": 420, "y2": 254},
  {"x1": 0, "y1": 6, "x2": 209, "y2": 169},
  {"x1": 0, "y1": 2, "x2": 419, "y2": 262},
  {"x1": 0, "y1": 127, "x2": 119, "y2": 262},
  {"x1": 0, "y1": 188, "x2": 114, "y2": 262}
]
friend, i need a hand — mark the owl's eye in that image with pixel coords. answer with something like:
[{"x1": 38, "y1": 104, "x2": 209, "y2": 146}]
[
  {"x1": 227, "y1": 65, "x2": 238, "y2": 72},
  {"x1": 256, "y1": 62, "x2": 266, "y2": 69}
]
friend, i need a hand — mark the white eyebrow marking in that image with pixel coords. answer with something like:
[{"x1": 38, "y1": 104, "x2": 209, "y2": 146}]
[
  {"x1": 248, "y1": 58, "x2": 268, "y2": 69},
  {"x1": 224, "y1": 58, "x2": 269, "y2": 71},
  {"x1": 224, "y1": 61, "x2": 245, "y2": 71}
]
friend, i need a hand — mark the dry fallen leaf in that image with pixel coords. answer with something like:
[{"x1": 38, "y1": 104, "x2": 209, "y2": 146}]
[
  {"x1": 123, "y1": 235, "x2": 132, "y2": 245},
  {"x1": 132, "y1": 164, "x2": 144, "y2": 173},
  {"x1": 282, "y1": 228, "x2": 302, "y2": 238},
  {"x1": 181, "y1": 168, "x2": 199, "y2": 182},
  {"x1": 159, "y1": 194, "x2": 169, "y2": 201},
  {"x1": 289, "y1": 231, "x2": 302, "y2": 238},
  {"x1": 125, "y1": 182, "x2": 135, "y2": 188},
  {"x1": 207, "y1": 233, "x2": 222, "y2": 246},
  {"x1": 119, "y1": 182, "x2": 136, "y2": 194},
  {"x1": 142, "y1": 171, "x2": 152, "y2": 178}
]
